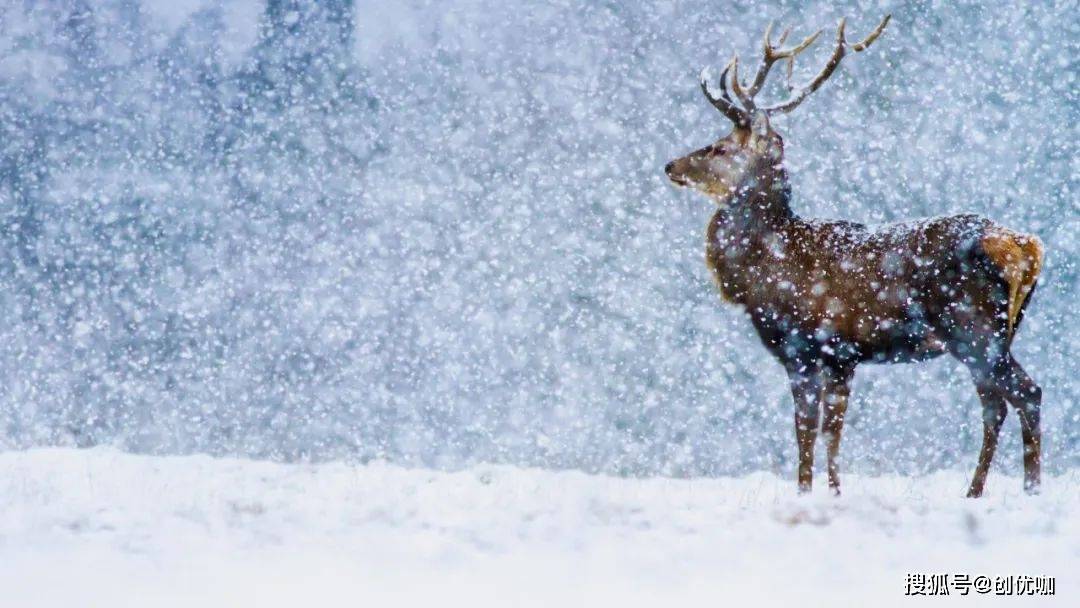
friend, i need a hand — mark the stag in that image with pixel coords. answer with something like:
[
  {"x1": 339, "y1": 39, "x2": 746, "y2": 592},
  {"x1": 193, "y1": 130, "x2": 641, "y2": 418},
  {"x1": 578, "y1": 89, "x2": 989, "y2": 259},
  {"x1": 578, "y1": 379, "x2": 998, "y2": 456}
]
[{"x1": 665, "y1": 16, "x2": 1044, "y2": 497}]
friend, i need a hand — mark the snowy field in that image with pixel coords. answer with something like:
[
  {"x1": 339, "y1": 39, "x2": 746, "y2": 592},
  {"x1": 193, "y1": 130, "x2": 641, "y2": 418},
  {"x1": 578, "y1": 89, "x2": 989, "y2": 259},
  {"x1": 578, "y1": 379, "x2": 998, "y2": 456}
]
[
  {"x1": 1, "y1": 3, "x2": 1074, "y2": 606},
  {"x1": 0, "y1": 448, "x2": 1074, "y2": 607}
]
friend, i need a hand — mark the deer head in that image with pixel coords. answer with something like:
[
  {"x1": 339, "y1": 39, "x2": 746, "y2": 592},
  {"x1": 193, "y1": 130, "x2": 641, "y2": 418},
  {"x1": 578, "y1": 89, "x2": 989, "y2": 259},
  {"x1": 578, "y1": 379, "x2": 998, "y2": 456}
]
[{"x1": 665, "y1": 16, "x2": 891, "y2": 202}]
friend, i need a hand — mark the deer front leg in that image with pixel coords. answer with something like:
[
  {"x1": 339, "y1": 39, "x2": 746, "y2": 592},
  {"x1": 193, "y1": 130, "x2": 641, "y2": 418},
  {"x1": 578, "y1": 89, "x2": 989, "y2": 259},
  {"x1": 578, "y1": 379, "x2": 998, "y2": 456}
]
[
  {"x1": 821, "y1": 365, "x2": 855, "y2": 496},
  {"x1": 788, "y1": 369, "x2": 823, "y2": 494}
]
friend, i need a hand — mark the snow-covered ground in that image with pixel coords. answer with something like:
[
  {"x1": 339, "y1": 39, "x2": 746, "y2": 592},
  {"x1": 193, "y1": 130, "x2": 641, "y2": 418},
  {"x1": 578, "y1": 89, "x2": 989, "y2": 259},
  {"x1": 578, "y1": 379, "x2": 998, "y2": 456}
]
[{"x1": 0, "y1": 448, "x2": 1074, "y2": 607}]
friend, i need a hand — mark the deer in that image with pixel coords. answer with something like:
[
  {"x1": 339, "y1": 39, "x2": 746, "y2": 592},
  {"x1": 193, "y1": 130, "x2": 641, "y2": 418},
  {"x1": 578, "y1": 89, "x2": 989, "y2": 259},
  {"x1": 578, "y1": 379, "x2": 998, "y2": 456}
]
[{"x1": 665, "y1": 15, "x2": 1045, "y2": 497}]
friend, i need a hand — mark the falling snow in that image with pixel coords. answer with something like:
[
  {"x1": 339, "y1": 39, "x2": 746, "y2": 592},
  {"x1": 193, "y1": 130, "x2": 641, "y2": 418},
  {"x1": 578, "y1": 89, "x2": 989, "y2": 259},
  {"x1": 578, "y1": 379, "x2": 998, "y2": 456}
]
[{"x1": 0, "y1": 0, "x2": 1076, "y2": 603}]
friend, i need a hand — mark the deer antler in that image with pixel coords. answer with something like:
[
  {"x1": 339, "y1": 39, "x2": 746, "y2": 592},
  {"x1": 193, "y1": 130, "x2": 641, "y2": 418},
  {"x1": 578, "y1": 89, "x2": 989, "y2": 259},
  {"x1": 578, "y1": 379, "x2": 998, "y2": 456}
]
[
  {"x1": 761, "y1": 15, "x2": 891, "y2": 115},
  {"x1": 700, "y1": 62, "x2": 748, "y2": 126},
  {"x1": 698, "y1": 15, "x2": 890, "y2": 124},
  {"x1": 746, "y1": 22, "x2": 823, "y2": 99}
]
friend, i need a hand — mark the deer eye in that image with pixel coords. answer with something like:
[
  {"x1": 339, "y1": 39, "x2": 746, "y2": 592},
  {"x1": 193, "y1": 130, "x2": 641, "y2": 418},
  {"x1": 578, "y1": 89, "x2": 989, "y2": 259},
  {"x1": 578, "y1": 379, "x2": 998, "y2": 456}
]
[{"x1": 710, "y1": 147, "x2": 726, "y2": 157}]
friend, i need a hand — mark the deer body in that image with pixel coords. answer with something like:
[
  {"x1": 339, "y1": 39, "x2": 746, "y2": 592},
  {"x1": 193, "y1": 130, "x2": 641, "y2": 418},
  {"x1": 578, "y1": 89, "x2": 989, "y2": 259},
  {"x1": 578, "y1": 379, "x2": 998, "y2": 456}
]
[
  {"x1": 666, "y1": 16, "x2": 1044, "y2": 496},
  {"x1": 708, "y1": 189, "x2": 1019, "y2": 366}
]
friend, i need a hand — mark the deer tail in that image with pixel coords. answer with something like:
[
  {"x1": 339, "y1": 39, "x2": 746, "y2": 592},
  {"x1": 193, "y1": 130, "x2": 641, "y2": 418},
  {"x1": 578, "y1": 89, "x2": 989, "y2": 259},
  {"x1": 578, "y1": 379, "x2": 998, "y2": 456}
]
[{"x1": 981, "y1": 226, "x2": 1044, "y2": 343}]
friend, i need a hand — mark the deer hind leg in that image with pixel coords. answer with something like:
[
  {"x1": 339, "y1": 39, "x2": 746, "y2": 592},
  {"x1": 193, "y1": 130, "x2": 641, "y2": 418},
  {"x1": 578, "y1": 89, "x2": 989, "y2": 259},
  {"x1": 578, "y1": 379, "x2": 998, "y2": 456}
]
[
  {"x1": 821, "y1": 365, "x2": 855, "y2": 496},
  {"x1": 788, "y1": 368, "x2": 823, "y2": 494},
  {"x1": 966, "y1": 375, "x2": 1008, "y2": 498},
  {"x1": 998, "y1": 354, "x2": 1042, "y2": 493}
]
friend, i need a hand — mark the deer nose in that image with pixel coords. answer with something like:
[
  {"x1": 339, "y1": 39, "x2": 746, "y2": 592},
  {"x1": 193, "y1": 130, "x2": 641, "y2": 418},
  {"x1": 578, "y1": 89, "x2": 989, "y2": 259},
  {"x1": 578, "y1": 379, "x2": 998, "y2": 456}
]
[{"x1": 664, "y1": 161, "x2": 675, "y2": 175}]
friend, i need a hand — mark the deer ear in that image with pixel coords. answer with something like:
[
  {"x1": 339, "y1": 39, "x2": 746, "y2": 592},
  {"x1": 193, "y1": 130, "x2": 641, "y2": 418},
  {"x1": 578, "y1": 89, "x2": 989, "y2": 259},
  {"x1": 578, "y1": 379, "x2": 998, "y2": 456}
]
[{"x1": 750, "y1": 111, "x2": 770, "y2": 139}]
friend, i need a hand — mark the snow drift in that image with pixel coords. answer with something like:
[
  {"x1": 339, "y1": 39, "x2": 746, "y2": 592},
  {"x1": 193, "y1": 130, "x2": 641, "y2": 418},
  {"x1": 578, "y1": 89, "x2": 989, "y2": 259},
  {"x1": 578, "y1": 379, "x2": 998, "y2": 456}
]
[{"x1": 0, "y1": 448, "x2": 1074, "y2": 606}]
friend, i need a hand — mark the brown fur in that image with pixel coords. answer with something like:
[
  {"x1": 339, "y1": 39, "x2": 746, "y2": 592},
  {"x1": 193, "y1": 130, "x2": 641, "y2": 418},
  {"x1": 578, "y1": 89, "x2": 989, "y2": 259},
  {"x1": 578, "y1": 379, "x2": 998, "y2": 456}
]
[
  {"x1": 666, "y1": 19, "x2": 1045, "y2": 496},
  {"x1": 667, "y1": 118, "x2": 1046, "y2": 497},
  {"x1": 981, "y1": 228, "x2": 1044, "y2": 341}
]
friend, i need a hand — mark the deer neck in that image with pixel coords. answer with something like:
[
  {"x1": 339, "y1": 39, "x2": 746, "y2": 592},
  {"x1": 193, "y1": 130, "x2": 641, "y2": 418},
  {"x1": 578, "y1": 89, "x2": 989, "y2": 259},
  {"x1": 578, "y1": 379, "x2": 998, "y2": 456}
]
[
  {"x1": 705, "y1": 165, "x2": 794, "y2": 304},
  {"x1": 714, "y1": 164, "x2": 794, "y2": 226}
]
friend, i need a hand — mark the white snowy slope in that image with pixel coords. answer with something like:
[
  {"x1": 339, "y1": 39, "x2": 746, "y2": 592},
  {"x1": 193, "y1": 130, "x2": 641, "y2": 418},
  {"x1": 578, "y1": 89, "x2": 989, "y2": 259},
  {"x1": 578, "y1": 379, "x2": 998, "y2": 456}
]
[{"x1": 0, "y1": 448, "x2": 1075, "y2": 607}]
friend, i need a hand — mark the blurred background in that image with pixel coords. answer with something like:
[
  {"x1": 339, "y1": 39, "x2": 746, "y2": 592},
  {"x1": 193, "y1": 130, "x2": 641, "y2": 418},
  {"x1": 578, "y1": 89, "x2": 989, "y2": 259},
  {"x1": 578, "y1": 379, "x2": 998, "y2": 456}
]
[{"x1": 0, "y1": 0, "x2": 1075, "y2": 476}]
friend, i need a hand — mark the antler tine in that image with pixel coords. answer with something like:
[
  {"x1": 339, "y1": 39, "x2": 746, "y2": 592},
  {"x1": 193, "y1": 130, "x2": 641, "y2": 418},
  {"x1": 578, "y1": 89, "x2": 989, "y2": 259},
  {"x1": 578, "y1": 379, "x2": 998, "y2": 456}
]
[
  {"x1": 763, "y1": 14, "x2": 891, "y2": 116},
  {"x1": 716, "y1": 61, "x2": 735, "y2": 104},
  {"x1": 776, "y1": 25, "x2": 791, "y2": 47},
  {"x1": 851, "y1": 14, "x2": 890, "y2": 51},
  {"x1": 700, "y1": 62, "x2": 748, "y2": 126},
  {"x1": 762, "y1": 19, "x2": 848, "y2": 115},
  {"x1": 775, "y1": 28, "x2": 823, "y2": 59},
  {"x1": 746, "y1": 24, "x2": 824, "y2": 98},
  {"x1": 729, "y1": 56, "x2": 756, "y2": 112},
  {"x1": 744, "y1": 22, "x2": 776, "y2": 98}
]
